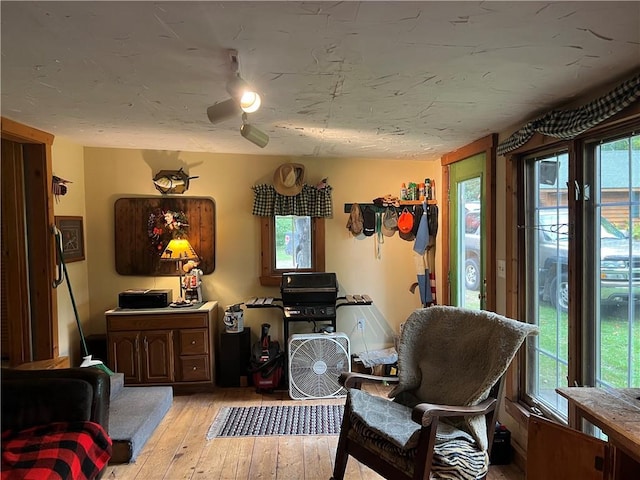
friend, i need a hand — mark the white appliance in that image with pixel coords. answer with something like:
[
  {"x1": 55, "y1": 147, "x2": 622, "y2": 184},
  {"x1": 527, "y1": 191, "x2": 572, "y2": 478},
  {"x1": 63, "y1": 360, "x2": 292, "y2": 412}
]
[{"x1": 288, "y1": 333, "x2": 351, "y2": 400}]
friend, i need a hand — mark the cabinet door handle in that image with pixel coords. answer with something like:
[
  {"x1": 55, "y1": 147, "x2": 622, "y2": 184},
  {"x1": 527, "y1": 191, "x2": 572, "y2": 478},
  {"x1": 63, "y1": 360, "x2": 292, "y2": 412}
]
[
  {"x1": 192, "y1": 366, "x2": 197, "y2": 370},
  {"x1": 191, "y1": 340, "x2": 196, "y2": 345}
]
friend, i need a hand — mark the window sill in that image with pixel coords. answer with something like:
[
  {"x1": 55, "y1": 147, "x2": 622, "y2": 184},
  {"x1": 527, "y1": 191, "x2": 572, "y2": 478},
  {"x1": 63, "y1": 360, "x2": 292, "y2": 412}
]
[{"x1": 504, "y1": 397, "x2": 532, "y2": 428}]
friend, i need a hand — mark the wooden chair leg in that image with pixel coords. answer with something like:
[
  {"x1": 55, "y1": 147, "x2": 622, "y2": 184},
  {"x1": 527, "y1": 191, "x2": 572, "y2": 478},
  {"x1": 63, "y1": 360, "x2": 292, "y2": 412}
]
[
  {"x1": 332, "y1": 400, "x2": 352, "y2": 480},
  {"x1": 332, "y1": 431, "x2": 350, "y2": 479}
]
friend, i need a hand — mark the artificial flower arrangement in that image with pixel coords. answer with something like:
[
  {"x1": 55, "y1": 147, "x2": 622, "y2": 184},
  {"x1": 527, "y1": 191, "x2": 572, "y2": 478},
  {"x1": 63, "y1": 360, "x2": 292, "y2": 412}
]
[{"x1": 147, "y1": 209, "x2": 189, "y2": 254}]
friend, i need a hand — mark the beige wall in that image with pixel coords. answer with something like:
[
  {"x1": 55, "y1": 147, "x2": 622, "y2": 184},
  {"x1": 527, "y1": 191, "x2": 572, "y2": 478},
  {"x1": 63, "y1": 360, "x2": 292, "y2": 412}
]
[
  {"x1": 81, "y1": 147, "x2": 442, "y2": 354},
  {"x1": 51, "y1": 137, "x2": 89, "y2": 365}
]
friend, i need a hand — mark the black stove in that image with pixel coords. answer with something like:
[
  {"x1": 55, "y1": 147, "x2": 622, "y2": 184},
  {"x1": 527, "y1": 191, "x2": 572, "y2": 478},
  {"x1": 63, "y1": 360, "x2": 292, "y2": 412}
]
[
  {"x1": 280, "y1": 272, "x2": 338, "y2": 319},
  {"x1": 245, "y1": 272, "x2": 371, "y2": 339}
]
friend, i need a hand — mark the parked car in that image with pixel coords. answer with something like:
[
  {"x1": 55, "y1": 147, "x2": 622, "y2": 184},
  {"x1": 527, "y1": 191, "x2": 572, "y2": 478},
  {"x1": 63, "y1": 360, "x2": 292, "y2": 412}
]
[
  {"x1": 465, "y1": 229, "x2": 481, "y2": 291},
  {"x1": 537, "y1": 210, "x2": 640, "y2": 311},
  {"x1": 464, "y1": 208, "x2": 481, "y2": 291},
  {"x1": 465, "y1": 208, "x2": 640, "y2": 310},
  {"x1": 465, "y1": 204, "x2": 481, "y2": 233}
]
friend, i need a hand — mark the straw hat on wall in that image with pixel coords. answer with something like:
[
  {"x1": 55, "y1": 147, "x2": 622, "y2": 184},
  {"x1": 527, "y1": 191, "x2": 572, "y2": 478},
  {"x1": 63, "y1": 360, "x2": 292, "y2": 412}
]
[{"x1": 273, "y1": 163, "x2": 305, "y2": 196}]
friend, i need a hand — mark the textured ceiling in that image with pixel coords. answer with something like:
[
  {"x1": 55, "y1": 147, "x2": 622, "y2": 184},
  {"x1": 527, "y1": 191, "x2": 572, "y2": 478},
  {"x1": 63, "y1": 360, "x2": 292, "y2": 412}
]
[{"x1": 2, "y1": 1, "x2": 639, "y2": 160}]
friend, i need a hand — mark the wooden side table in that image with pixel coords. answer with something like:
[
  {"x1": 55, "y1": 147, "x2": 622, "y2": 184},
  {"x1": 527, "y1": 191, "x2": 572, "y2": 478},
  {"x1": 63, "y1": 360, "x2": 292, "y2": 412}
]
[{"x1": 106, "y1": 301, "x2": 218, "y2": 392}]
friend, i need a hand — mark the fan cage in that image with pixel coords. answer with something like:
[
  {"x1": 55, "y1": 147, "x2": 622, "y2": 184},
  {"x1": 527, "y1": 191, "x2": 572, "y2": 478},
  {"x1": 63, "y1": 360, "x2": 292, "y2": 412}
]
[{"x1": 288, "y1": 333, "x2": 351, "y2": 400}]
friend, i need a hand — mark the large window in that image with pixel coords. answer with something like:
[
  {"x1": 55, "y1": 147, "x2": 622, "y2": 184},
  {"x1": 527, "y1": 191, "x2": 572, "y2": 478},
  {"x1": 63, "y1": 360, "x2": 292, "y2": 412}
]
[{"x1": 520, "y1": 129, "x2": 639, "y2": 420}]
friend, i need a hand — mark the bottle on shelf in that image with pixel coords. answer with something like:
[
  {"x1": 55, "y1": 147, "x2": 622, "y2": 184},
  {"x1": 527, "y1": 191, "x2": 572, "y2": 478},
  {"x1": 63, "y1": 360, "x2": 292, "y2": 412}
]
[
  {"x1": 419, "y1": 182, "x2": 426, "y2": 200},
  {"x1": 425, "y1": 178, "x2": 432, "y2": 200},
  {"x1": 401, "y1": 182, "x2": 408, "y2": 200}
]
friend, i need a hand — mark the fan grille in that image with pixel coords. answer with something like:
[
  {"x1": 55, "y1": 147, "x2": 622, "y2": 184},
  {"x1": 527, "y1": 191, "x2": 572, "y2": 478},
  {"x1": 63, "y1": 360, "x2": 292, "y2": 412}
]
[{"x1": 288, "y1": 333, "x2": 351, "y2": 400}]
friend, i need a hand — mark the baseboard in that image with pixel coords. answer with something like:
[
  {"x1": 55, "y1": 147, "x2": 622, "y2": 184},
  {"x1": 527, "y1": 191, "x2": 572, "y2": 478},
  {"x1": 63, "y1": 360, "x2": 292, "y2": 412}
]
[{"x1": 511, "y1": 438, "x2": 526, "y2": 473}]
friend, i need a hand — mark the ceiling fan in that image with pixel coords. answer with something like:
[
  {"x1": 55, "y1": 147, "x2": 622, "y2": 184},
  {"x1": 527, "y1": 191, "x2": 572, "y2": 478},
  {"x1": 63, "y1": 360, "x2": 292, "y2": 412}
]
[{"x1": 206, "y1": 49, "x2": 269, "y2": 148}]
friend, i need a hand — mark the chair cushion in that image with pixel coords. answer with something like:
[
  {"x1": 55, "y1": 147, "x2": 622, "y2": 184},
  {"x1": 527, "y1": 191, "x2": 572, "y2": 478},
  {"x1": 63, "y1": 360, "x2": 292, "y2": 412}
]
[
  {"x1": 349, "y1": 387, "x2": 421, "y2": 449},
  {"x1": 348, "y1": 388, "x2": 487, "y2": 479}
]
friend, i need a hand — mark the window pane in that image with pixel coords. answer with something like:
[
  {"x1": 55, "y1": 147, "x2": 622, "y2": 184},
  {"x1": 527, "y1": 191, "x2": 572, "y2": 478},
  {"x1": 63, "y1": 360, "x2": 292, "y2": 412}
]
[
  {"x1": 275, "y1": 215, "x2": 311, "y2": 270},
  {"x1": 460, "y1": 178, "x2": 482, "y2": 309},
  {"x1": 526, "y1": 153, "x2": 570, "y2": 417},
  {"x1": 595, "y1": 135, "x2": 640, "y2": 389}
]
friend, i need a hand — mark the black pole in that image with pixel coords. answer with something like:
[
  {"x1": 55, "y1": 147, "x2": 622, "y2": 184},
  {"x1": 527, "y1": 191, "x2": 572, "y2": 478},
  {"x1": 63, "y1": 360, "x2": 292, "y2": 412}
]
[{"x1": 54, "y1": 229, "x2": 89, "y2": 358}]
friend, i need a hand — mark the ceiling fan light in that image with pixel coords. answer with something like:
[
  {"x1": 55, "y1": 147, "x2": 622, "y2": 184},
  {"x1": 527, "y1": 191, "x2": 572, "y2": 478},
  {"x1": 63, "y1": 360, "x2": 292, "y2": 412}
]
[
  {"x1": 240, "y1": 122, "x2": 269, "y2": 148},
  {"x1": 240, "y1": 91, "x2": 261, "y2": 113},
  {"x1": 207, "y1": 98, "x2": 241, "y2": 124}
]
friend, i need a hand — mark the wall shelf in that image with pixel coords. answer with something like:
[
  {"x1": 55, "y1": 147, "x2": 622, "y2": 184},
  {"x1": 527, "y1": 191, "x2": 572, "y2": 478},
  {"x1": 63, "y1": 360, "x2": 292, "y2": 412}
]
[{"x1": 343, "y1": 200, "x2": 437, "y2": 214}]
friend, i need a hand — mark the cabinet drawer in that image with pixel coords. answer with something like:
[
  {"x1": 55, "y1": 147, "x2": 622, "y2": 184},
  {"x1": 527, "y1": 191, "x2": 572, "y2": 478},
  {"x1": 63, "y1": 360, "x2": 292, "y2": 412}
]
[
  {"x1": 179, "y1": 329, "x2": 209, "y2": 355},
  {"x1": 107, "y1": 313, "x2": 208, "y2": 331},
  {"x1": 180, "y1": 355, "x2": 211, "y2": 382}
]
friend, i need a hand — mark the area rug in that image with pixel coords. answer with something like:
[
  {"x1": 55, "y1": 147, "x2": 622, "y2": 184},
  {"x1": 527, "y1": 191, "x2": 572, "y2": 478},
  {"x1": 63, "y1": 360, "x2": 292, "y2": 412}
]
[{"x1": 206, "y1": 404, "x2": 344, "y2": 439}]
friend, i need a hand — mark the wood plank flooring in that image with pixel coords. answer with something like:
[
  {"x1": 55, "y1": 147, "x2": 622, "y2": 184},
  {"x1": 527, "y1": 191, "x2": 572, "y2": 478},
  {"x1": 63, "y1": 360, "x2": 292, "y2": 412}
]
[{"x1": 102, "y1": 384, "x2": 524, "y2": 480}]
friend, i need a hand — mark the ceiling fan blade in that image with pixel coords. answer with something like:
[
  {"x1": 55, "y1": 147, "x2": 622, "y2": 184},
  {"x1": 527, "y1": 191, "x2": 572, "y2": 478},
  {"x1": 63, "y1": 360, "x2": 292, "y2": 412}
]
[{"x1": 206, "y1": 98, "x2": 241, "y2": 125}]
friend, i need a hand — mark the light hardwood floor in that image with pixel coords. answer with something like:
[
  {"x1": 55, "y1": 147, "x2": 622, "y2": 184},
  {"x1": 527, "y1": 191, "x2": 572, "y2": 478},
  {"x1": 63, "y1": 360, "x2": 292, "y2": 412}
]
[{"x1": 102, "y1": 384, "x2": 524, "y2": 480}]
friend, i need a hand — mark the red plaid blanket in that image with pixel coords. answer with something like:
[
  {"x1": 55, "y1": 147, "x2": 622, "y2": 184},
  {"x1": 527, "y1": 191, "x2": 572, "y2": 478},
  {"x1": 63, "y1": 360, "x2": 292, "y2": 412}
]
[{"x1": 1, "y1": 421, "x2": 111, "y2": 480}]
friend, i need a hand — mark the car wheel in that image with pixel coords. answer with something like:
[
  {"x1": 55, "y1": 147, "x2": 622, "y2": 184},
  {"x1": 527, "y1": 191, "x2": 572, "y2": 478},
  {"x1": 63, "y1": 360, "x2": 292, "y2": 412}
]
[
  {"x1": 465, "y1": 258, "x2": 481, "y2": 291},
  {"x1": 550, "y1": 273, "x2": 569, "y2": 312}
]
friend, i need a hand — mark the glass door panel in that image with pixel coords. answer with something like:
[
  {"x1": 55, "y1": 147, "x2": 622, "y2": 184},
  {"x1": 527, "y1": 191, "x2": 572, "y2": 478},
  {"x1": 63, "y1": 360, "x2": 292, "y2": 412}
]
[
  {"x1": 450, "y1": 154, "x2": 485, "y2": 309},
  {"x1": 460, "y1": 178, "x2": 482, "y2": 309},
  {"x1": 525, "y1": 153, "x2": 570, "y2": 416},
  {"x1": 593, "y1": 135, "x2": 639, "y2": 390}
]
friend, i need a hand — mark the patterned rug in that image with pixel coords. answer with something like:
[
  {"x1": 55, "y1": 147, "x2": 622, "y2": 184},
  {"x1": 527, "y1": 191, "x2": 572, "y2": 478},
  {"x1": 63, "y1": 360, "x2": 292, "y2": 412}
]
[{"x1": 206, "y1": 404, "x2": 344, "y2": 439}]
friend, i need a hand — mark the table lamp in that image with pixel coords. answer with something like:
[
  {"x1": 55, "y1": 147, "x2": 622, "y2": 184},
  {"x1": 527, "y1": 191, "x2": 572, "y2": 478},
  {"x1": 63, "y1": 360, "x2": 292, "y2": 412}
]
[{"x1": 160, "y1": 238, "x2": 199, "y2": 299}]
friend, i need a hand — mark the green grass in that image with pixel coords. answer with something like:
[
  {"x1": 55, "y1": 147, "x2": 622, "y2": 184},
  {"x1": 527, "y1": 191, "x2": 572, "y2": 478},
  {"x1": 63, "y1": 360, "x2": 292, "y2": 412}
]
[
  {"x1": 537, "y1": 303, "x2": 640, "y2": 388},
  {"x1": 275, "y1": 246, "x2": 294, "y2": 269}
]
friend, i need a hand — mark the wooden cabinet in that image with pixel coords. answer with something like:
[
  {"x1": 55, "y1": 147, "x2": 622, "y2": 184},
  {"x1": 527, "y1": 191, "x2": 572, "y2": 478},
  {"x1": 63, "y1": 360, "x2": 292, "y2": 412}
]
[
  {"x1": 527, "y1": 415, "x2": 608, "y2": 480},
  {"x1": 528, "y1": 388, "x2": 640, "y2": 480},
  {"x1": 106, "y1": 301, "x2": 218, "y2": 391}
]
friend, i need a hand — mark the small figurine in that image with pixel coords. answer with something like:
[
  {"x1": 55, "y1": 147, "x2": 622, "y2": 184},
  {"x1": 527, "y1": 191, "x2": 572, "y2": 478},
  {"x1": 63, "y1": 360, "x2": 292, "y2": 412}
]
[{"x1": 182, "y1": 260, "x2": 203, "y2": 303}]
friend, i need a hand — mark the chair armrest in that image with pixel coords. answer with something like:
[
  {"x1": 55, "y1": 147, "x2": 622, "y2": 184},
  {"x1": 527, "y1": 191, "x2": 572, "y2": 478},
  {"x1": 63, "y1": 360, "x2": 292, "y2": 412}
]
[
  {"x1": 411, "y1": 397, "x2": 497, "y2": 426},
  {"x1": 339, "y1": 371, "x2": 400, "y2": 389}
]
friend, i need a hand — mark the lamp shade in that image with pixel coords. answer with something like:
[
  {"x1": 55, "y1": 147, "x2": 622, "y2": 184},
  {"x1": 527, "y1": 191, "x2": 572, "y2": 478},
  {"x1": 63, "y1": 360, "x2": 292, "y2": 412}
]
[{"x1": 160, "y1": 238, "x2": 199, "y2": 262}]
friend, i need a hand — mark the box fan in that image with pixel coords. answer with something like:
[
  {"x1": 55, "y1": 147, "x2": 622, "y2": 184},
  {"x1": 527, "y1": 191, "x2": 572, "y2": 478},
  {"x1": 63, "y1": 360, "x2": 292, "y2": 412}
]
[{"x1": 288, "y1": 333, "x2": 351, "y2": 400}]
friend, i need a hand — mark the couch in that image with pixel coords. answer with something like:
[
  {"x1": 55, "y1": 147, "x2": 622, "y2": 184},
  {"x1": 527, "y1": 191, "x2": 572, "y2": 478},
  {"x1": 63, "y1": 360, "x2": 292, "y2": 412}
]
[{"x1": 1, "y1": 367, "x2": 112, "y2": 480}]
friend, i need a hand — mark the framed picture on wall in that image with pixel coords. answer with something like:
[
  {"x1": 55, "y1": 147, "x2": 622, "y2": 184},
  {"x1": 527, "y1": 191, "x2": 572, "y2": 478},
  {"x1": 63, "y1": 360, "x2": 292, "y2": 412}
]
[
  {"x1": 114, "y1": 197, "x2": 215, "y2": 276},
  {"x1": 55, "y1": 216, "x2": 85, "y2": 262}
]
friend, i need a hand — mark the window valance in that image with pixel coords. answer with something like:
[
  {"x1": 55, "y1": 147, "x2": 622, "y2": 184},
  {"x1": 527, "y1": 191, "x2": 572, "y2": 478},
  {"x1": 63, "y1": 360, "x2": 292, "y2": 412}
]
[
  {"x1": 252, "y1": 184, "x2": 333, "y2": 217},
  {"x1": 497, "y1": 72, "x2": 640, "y2": 156}
]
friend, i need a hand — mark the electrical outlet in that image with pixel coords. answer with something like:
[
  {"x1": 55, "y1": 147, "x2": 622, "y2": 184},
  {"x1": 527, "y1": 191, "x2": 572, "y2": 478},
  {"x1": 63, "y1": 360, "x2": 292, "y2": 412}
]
[
  {"x1": 357, "y1": 318, "x2": 365, "y2": 331},
  {"x1": 497, "y1": 259, "x2": 506, "y2": 279}
]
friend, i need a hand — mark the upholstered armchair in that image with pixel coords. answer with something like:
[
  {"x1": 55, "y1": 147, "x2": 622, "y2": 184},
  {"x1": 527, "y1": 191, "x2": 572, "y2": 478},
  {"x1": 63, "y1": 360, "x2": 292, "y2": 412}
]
[{"x1": 331, "y1": 306, "x2": 538, "y2": 480}]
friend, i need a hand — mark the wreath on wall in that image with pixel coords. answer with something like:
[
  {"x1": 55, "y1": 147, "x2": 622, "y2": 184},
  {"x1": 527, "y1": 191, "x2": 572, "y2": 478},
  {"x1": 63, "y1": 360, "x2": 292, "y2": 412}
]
[{"x1": 147, "y1": 209, "x2": 189, "y2": 255}]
